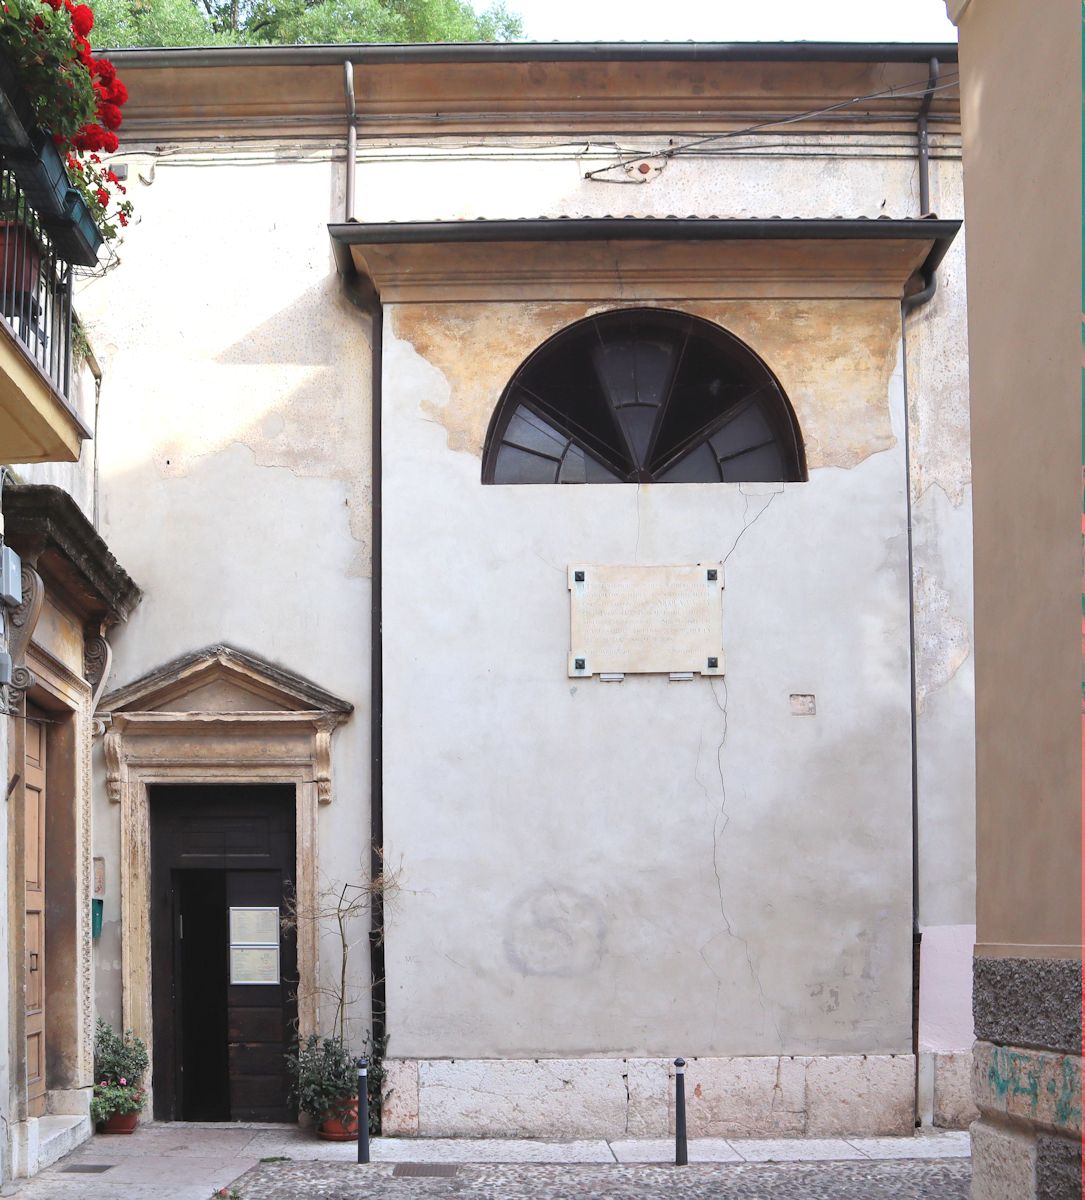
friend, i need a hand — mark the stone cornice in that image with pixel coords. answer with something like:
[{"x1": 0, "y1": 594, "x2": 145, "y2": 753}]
[
  {"x1": 104, "y1": 47, "x2": 960, "y2": 140},
  {"x1": 3, "y1": 484, "x2": 140, "y2": 625},
  {"x1": 330, "y1": 217, "x2": 961, "y2": 303}
]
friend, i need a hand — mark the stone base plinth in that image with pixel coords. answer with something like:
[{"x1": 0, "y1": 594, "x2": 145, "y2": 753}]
[
  {"x1": 970, "y1": 957, "x2": 1083, "y2": 1200},
  {"x1": 381, "y1": 1053, "x2": 916, "y2": 1139}
]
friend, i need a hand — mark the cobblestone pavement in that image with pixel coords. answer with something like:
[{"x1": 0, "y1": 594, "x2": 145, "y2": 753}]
[
  {"x1": 232, "y1": 1158, "x2": 971, "y2": 1199},
  {"x1": 4, "y1": 1127, "x2": 970, "y2": 1199}
]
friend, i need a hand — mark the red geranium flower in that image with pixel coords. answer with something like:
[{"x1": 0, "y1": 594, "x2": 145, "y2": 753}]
[
  {"x1": 98, "y1": 102, "x2": 122, "y2": 130},
  {"x1": 70, "y1": 4, "x2": 93, "y2": 35}
]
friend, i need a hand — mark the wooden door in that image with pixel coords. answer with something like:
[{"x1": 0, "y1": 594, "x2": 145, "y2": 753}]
[
  {"x1": 227, "y1": 870, "x2": 292, "y2": 1121},
  {"x1": 150, "y1": 787, "x2": 297, "y2": 1122},
  {"x1": 24, "y1": 712, "x2": 46, "y2": 1117}
]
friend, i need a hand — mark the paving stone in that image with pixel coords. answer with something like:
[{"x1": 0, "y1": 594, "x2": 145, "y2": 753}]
[
  {"x1": 229, "y1": 1158, "x2": 971, "y2": 1198},
  {"x1": 849, "y1": 1131, "x2": 972, "y2": 1159},
  {"x1": 610, "y1": 1138, "x2": 741, "y2": 1163},
  {"x1": 729, "y1": 1138, "x2": 865, "y2": 1162}
]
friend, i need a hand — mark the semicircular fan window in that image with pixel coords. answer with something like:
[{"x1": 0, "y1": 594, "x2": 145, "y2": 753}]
[{"x1": 482, "y1": 308, "x2": 805, "y2": 485}]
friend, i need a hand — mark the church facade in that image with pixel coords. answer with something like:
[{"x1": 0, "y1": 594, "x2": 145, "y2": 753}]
[{"x1": 5, "y1": 39, "x2": 976, "y2": 1168}]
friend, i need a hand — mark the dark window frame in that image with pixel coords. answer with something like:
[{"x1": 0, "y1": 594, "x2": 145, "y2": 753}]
[{"x1": 482, "y1": 308, "x2": 807, "y2": 485}]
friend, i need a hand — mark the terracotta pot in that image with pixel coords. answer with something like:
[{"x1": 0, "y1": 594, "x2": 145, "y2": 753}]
[
  {"x1": 0, "y1": 222, "x2": 42, "y2": 295},
  {"x1": 317, "y1": 1099, "x2": 358, "y2": 1141},
  {"x1": 98, "y1": 1110, "x2": 139, "y2": 1134}
]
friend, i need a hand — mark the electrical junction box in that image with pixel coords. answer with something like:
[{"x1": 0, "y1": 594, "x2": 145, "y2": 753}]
[{"x1": 0, "y1": 546, "x2": 21, "y2": 606}]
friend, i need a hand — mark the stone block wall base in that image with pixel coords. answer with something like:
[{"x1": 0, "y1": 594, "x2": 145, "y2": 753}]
[
  {"x1": 916, "y1": 1050, "x2": 978, "y2": 1129},
  {"x1": 971, "y1": 1120, "x2": 1082, "y2": 1200},
  {"x1": 9, "y1": 1113, "x2": 91, "y2": 1178},
  {"x1": 381, "y1": 1054, "x2": 915, "y2": 1138},
  {"x1": 969, "y1": 1038, "x2": 1083, "y2": 1200}
]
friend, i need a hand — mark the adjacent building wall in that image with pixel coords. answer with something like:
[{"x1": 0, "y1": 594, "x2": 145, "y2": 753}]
[{"x1": 947, "y1": 0, "x2": 1082, "y2": 1196}]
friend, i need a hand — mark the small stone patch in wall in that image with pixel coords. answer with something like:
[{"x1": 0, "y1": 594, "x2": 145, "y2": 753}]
[{"x1": 790, "y1": 694, "x2": 816, "y2": 715}]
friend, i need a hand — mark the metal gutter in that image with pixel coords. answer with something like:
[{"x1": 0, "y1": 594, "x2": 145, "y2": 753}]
[
  {"x1": 330, "y1": 215, "x2": 961, "y2": 247},
  {"x1": 103, "y1": 41, "x2": 959, "y2": 68}
]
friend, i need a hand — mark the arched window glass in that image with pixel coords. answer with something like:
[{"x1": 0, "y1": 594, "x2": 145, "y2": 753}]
[{"x1": 482, "y1": 309, "x2": 805, "y2": 485}]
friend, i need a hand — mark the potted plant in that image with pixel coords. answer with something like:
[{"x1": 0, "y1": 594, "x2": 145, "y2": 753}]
[
  {"x1": 90, "y1": 1019, "x2": 148, "y2": 1134},
  {"x1": 286, "y1": 1033, "x2": 359, "y2": 1141},
  {"x1": 0, "y1": 0, "x2": 132, "y2": 261}
]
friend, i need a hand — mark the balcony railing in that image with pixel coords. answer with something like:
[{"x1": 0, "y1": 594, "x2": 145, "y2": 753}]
[{"x1": 0, "y1": 164, "x2": 74, "y2": 400}]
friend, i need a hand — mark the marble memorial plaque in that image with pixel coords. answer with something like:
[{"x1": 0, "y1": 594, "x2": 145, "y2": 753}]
[{"x1": 568, "y1": 563, "x2": 724, "y2": 677}]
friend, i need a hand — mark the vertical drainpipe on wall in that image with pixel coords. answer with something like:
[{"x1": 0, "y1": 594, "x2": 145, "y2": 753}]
[
  {"x1": 901, "y1": 55, "x2": 940, "y2": 1128},
  {"x1": 87, "y1": 346, "x2": 103, "y2": 530},
  {"x1": 337, "y1": 61, "x2": 387, "y2": 1052}
]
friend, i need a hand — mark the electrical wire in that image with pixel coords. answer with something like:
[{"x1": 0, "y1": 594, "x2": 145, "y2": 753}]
[{"x1": 583, "y1": 72, "x2": 959, "y2": 180}]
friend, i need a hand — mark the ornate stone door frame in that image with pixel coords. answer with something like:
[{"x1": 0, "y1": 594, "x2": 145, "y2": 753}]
[{"x1": 99, "y1": 646, "x2": 352, "y2": 1112}]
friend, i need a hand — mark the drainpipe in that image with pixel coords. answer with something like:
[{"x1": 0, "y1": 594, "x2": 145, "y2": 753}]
[
  {"x1": 916, "y1": 57, "x2": 940, "y2": 218},
  {"x1": 337, "y1": 62, "x2": 385, "y2": 1051},
  {"x1": 86, "y1": 344, "x2": 103, "y2": 531},
  {"x1": 344, "y1": 62, "x2": 357, "y2": 223},
  {"x1": 901, "y1": 56, "x2": 941, "y2": 1127}
]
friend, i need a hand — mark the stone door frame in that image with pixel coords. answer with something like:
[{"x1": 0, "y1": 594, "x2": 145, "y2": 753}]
[{"x1": 103, "y1": 709, "x2": 344, "y2": 1112}]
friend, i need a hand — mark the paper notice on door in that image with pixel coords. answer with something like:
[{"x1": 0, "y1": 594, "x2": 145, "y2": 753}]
[
  {"x1": 229, "y1": 907, "x2": 279, "y2": 946},
  {"x1": 230, "y1": 944, "x2": 280, "y2": 986}
]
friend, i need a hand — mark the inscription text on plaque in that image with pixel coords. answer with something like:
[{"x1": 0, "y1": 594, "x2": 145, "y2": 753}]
[{"x1": 568, "y1": 564, "x2": 725, "y2": 677}]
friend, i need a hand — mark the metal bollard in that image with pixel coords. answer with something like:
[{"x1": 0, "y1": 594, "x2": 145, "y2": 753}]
[
  {"x1": 357, "y1": 1056, "x2": 370, "y2": 1164},
  {"x1": 674, "y1": 1057, "x2": 687, "y2": 1166}
]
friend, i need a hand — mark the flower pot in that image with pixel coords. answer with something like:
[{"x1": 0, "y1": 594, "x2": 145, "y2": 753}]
[
  {"x1": 0, "y1": 221, "x2": 42, "y2": 294},
  {"x1": 317, "y1": 1099, "x2": 358, "y2": 1141},
  {"x1": 98, "y1": 1111, "x2": 139, "y2": 1134},
  {"x1": 16, "y1": 130, "x2": 78, "y2": 219},
  {"x1": 42, "y1": 199, "x2": 102, "y2": 268},
  {"x1": 0, "y1": 53, "x2": 35, "y2": 154}
]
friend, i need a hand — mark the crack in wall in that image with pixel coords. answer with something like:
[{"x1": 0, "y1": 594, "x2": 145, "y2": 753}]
[{"x1": 700, "y1": 487, "x2": 784, "y2": 1045}]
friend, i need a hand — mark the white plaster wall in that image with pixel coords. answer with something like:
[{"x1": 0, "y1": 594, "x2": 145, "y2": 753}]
[
  {"x1": 352, "y1": 134, "x2": 954, "y2": 222},
  {"x1": 74, "y1": 152, "x2": 375, "y2": 1044},
  {"x1": 66, "y1": 126, "x2": 974, "y2": 1102},
  {"x1": 906, "y1": 158, "x2": 974, "y2": 931},
  {"x1": 381, "y1": 315, "x2": 914, "y2": 1059}
]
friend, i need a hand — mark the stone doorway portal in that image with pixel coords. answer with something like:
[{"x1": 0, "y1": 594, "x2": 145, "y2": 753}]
[{"x1": 98, "y1": 644, "x2": 352, "y2": 1117}]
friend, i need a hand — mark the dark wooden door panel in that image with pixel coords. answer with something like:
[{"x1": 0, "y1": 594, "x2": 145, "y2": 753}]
[
  {"x1": 150, "y1": 787, "x2": 296, "y2": 1123},
  {"x1": 226, "y1": 869, "x2": 292, "y2": 1121}
]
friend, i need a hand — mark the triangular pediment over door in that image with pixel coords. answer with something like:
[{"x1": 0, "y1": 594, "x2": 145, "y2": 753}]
[{"x1": 100, "y1": 643, "x2": 354, "y2": 718}]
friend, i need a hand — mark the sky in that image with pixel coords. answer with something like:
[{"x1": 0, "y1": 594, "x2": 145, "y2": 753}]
[{"x1": 510, "y1": 0, "x2": 956, "y2": 45}]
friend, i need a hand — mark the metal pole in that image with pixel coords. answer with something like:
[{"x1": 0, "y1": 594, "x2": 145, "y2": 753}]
[
  {"x1": 674, "y1": 1057, "x2": 687, "y2": 1166},
  {"x1": 356, "y1": 1056, "x2": 370, "y2": 1164}
]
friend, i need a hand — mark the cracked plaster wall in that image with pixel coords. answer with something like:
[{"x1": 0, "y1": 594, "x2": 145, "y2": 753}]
[
  {"x1": 73, "y1": 154, "x2": 374, "y2": 1041},
  {"x1": 60, "y1": 132, "x2": 973, "y2": 1101},
  {"x1": 382, "y1": 300, "x2": 915, "y2": 1060}
]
